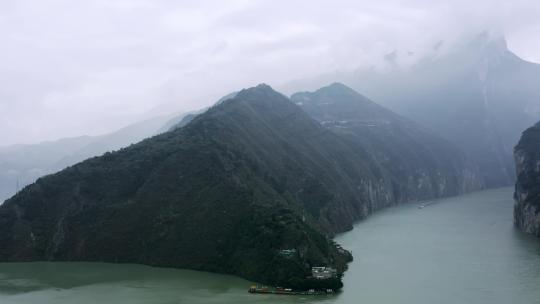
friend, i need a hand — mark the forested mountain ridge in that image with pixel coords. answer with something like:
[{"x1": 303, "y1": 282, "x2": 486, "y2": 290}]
[
  {"x1": 293, "y1": 83, "x2": 484, "y2": 202},
  {"x1": 0, "y1": 84, "x2": 483, "y2": 289}
]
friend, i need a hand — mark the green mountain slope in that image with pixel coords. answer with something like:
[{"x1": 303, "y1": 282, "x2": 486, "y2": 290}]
[
  {"x1": 0, "y1": 85, "x2": 371, "y2": 289},
  {"x1": 283, "y1": 33, "x2": 540, "y2": 188},
  {"x1": 292, "y1": 83, "x2": 484, "y2": 202}
]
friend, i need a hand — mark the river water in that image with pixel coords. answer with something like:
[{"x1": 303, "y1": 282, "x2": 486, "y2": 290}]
[{"x1": 1, "y1": 187, "x2": 540, "y2": 304}]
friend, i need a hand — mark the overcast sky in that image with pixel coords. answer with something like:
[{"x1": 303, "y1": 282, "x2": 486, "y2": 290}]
[{"x1": 1, "y1": 0, "x2": 539, "y2": 146}]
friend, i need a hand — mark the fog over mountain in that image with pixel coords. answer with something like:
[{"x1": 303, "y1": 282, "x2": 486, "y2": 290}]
[
  {"x1": 2, "y1": 1, "x2": 540, "y2": 302},
  {"x1": 284, "y1": 33, "x2": 540, "y2": 187},
  {"x1": 1, "y1": 0, "x2": 540, "y2": 146}
]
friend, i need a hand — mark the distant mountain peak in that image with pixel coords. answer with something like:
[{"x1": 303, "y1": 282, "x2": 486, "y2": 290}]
[
  {"x1": 255, "y1": 83, "x2": 272, "y2": 90},
  {"x1": 474, "y1": 31, "x2": 507, "y2": 49},
  {"x1": 314, "y1": 82, "x2": 359, "y2": 96},
  {"x1": 236, "y1": 83, "x2": 279, "y2": 97},
  {"x1": 468, "y1": 31, "x2": 509, "y2": 62},
  {"x1": 325, "y1": 82, "x2": 354, "y2": 90},
  {"x1": 291, "y1": 84, "x2": 397, "y2": 122},
  {"x1": 232, "y1": 84, "x2": 290, "y2": 108},
  {"x1": 291, "y1": 83, "x2": 366, "y2": 107}
]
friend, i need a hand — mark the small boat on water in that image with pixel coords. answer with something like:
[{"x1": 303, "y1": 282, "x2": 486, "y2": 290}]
[
  {"x1": 248, "y1": 286, "x2": 334, "y2": 296},
  {"x1": 418, "y1": 201, "x2": 435, "y2": 209}
]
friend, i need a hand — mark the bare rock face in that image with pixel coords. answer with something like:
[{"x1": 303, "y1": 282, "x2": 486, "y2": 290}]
[
  {"x1": 0, "y1": 83, "x2": 484, "y2": 290},
  {"x1": 514, "y1": 122, "x2": 540, "y2": 236}
]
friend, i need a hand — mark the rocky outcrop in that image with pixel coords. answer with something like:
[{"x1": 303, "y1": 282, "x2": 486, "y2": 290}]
[
  {"x1": 514, "y1": 122, "x2": 540, "y2": 236},
  {"x1": 0, "y1": 84, "x2": 484, "y2": 290}
]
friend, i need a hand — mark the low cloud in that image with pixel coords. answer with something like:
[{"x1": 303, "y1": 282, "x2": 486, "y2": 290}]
[{"x1": 1, "y1": 0, "x2": 539, "y2": 145}]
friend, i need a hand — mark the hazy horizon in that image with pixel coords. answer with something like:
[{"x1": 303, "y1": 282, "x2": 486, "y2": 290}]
[{"x1": 2, "y1": 0, "x2": 540, "y2": 146}]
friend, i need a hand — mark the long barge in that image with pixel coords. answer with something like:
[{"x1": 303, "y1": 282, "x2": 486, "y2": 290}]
[{"x1": 248, "y1": 286, "x2": 334, "y2": 296}]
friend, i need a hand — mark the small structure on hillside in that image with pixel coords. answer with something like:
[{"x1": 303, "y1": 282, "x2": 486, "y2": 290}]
[
  {"x1": 311, "y1": 266, "x2": 337, "y2": 279},
  {"x1": 278, "y1": 249, "x2": 297, "y2": 258}
]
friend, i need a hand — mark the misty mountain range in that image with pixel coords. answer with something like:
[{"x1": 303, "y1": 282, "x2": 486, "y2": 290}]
[
  {"x1": 2, "y1": 34, "x2": 537, "y2": 206},
  {"x1": 283, "y1": 33, "x2": 540, "y2": 188},
  {"x1": 4, "y1": 32, "x2": 525, "y2": 202},
  {"x1": 1, "y1": 32, "x2": 539, "y2": 289}
]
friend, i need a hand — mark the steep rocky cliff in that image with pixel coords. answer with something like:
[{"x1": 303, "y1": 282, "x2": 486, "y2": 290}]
[{"x1": 514, "y1": 122, "x2": 540, "y2": 236}]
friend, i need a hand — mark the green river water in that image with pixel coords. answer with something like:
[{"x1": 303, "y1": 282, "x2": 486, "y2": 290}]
[{"x1": 1, "y1": 187, "x2": 539, "y2": 304}]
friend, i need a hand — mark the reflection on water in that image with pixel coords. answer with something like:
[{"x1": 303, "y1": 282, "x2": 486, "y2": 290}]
[{"x1": 1, "y1": 188, "x2": 539, "y2": 304}]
